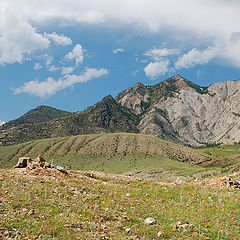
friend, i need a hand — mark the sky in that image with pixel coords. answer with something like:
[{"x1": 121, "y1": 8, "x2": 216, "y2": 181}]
[{"x1": 1, "y1": 0, "x2": 240, "y2": 124}]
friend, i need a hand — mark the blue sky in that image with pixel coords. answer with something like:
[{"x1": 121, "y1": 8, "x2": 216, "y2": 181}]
[{"x1": 1, "y1": 0, "x2": 240, "y2": 124}]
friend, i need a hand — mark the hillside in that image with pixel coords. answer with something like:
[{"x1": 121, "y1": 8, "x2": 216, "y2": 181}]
[
  {"x1": 0, "y1": 133, "x2": 210, "y2": 176},
  {"x1": 0, "y1": 96, "x2": 138, "y2": 146},
  {"x1": 0, "y1": 105, "x2": 70, "y2": 130}
]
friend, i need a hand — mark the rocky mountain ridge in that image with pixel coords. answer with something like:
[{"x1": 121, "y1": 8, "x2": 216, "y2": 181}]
[
  {"x1": 1, "y1": 74, "x2": 240, "y2": 146},
  {"x1": 117, "y1": 75, "x2": 240, "y2": 145}
]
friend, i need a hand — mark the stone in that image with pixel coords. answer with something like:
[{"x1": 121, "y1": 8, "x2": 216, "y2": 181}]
[
  {"x1": 35, "y1": 155, "x2": 46, "y2": 167},
  {"x1": 44, "y1": 162, "x2": 51, "y2": 168},
  {"x1": 27, "y1": 162, "x2": 37, "y2": 170},
  {"x1": 28, "y1": 209, "x2": 35, "y2": 215},
  {"x1": 157, "y1": 231, "x2": 164, "y2": 237},
  {"x1": 125, "y1": 228, "x2": 131, "y2": 233},
  {"x1": 125, "y1": 193, "x2": 130, "y2": 197},
  {"x1": 144, "y1": 217, "x2": 156, "y2": 225},
  {"x1": 22, "y1": 208, "x2": 28, "y2": 213},
  {"x1": 51, "y1": 164, "x2": 68, "y2": 174},
  {"x1": 15, "y1": 157, "x2": 32, "y2": 168}
]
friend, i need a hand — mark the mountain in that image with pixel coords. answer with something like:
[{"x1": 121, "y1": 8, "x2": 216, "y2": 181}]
[
  {"x1": 1, "y1": 105, "x2": 70, "y2": 130},
  {"x1": 116, "y1": 75, "x2": 240, "y2": 145},
  {"x1": 1, "y1": 74, "x2": 240, "y2": 146},
  {"x1": 115, "y1": 74, "x2": 208, "y2": 115},
  {"x1": 0, "y1": 96, "x2": 138, "y2": 146}
]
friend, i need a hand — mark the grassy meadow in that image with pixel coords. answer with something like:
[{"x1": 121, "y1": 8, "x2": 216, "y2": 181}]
[{"x1": 1, "y1": 168, "x2": 240, "y2": 239}]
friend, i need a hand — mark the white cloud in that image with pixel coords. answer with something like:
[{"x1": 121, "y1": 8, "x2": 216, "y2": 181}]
[
  {"x1": 46, "y1": 56, "x2": 53, "y2": 68},
  {"x1": 220, "y1": 34, "x2": 240, "y2": 68},
  {"x1": 44, "y1": 32, "x2": 72, "y2": 46},
  {"x1": 144, "y1": 48, "x2": 179, "y2": 61},
  {"x1": 62, "y1": 66, "x2": 74, "y2": 75},
  {"x1": 64, "y1": 44, "x2": 84, "y2": 65},
  {"x1": 48, "y1": 65, "x2": 60, "y2": 72},
  {"x1": 34, "y1": 63, "x2": 42, "y2": 70},
  {"x1": 0, "y1": 4, "x2": 49, "y2": 65},
  {"x1": 12, "y1": 68, "x2": 108, "y2": 98},
  {"x1": 112, "y1": 48, "x2": 124, "y2": 54},
  {"x1": 175, "y1": 47, "x2": 217, "y2": 69},
  {"x1": 1, "y1": 0, "x2": 240, "y2": 68},
  {"x1": 144, "y1": 59, "x2": 170, "y2": 78},
  {"x1": 0, "y1": 120, "x2": 6, "y2": 126}
]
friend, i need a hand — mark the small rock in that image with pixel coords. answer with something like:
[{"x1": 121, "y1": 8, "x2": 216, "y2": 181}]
[
  {"x1": 35, "y1": 155, "x2": 46, "y2": 167},
  {"x1": 27, "y1": 162, "x2": 37, "y2": 170},
  {"x1": 44, "y1": 162, "x2": 51, "y2": 168},
  {"x1": 125, "y1": 228, "x2": 132, "y2": 233},
  {"x1": 22, "y1": 208, "x2": 28, "y2": 213},
  {"x1": 144, "y1": 217, "x2": 156, "y2": 225},
  {"x1": 51, "y1": 164, "x2": 68, "y2": 174},
  {"x1": 28, "y1": 209, "x2": 35, "y2": 215},
  {"x1": 157, "y1": 231, "x2": 164, "y2": 237},
  {"x1": 126, "y1": 193, "x2": 130, "y2": 197}
]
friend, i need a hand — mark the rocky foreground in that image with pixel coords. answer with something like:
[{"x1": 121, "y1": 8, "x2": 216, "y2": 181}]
[{"x1": 1, "y1": 163, "x2": 240, "y2": 239}]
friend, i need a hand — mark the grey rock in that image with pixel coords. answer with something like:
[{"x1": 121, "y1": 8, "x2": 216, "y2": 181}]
[
  {"x1": 28, "y1": 209, "x2": 35, "y2": 215},
  {"x1": 117, "y1": 75, "x2": 240, "y2": 146},
  {"x1": 144, "y1": 217, "x2": 156, "y2": 225}
]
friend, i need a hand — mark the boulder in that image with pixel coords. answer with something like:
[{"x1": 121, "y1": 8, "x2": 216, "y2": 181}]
[
  {"x1": 34, "y1": 155, "x2": 46, "y2": 167},
  {"x1": 15, "y1": 157, "x2": 32, "y2": 168}
]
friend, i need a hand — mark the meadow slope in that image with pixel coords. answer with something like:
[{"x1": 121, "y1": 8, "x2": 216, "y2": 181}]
[{"x1": 0, "y1": 133, "x2": 210, "y2": 176}]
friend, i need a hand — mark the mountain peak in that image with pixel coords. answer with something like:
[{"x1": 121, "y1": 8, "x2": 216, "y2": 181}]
[
  {"x1": 172, "y1": 74, "x2": 185, "y2": 81},
  {"x1": 133, "y1": 82, "x2": 145, "y2": 88},
  {"x1": 100, "y1": 95, "x2": 115, "y2": 103},
  {"x1": 1, "y1": 105, "x2": 70, "y2": 130},
  {"x1": 89, "y1": 95, "x2": 117, "y2": 111}
]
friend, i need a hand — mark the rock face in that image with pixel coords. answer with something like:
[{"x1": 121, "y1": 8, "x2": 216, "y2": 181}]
[{"x1": 116, "y1": 75, "x2": 240, "y2": 145}]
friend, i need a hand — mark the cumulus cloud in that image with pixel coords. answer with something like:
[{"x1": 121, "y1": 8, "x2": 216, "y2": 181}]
[
  {"x1": 44, "y1": 32, "x2": 72, "y2": 46},
  {"x1": 0, "y1": 4, "x2": 49, "y2": 65},
  {"x1": 64, "y1": 44, "x2": 84, "y2": 65},
  {"x1": 12, "y1": 68, "x2": 108, "y2": 98},
  {"x1": 175, "y1": 47, "x2": 217, "y2": 69},
  {"x1": 0, "y1": 120, "x2": 6, "y2": 126},
  {"x1": 112, "y1": 48, "x2": 124, "y2": 54},
  {"x1": 144, "y1": 59, "x2": 170, "y2": 78},
  {"x1": 34, "y1": 63, "x2": 42, "y2": 70},
  {"x1": 48, "y1": 65, "x2": 60, "y2": 72},
  {"x1": 61, "y1": 66, "x2": 74, "y2": 75},
  {"x1": 1, "y1": 0, "x2": 240, "y2": 68},
  {"x1": 144, "y1": 48, "x2": 179, "y2": 61}
]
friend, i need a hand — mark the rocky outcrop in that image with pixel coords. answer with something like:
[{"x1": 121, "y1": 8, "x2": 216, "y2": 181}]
[
  {"x1": 115, "y1": 82, "x2": 149, "y2": 114},
  {"x1": 15, "y1": 157, "x2": 32, "y2": 168},
  {"x1": 14, "y1": 155, "x2": 68, "y2": 174}
]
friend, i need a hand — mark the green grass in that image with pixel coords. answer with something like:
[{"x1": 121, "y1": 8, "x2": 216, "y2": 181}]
[
  {"x1": 1, "y1": 168, "x2": 240, "y2": 239},
  {"x1": 196, "y1": 143, "x2": 240, "y2": 159},
  {"x1": 0, "y1": 133, "x2": 210, "y2": 178}
]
